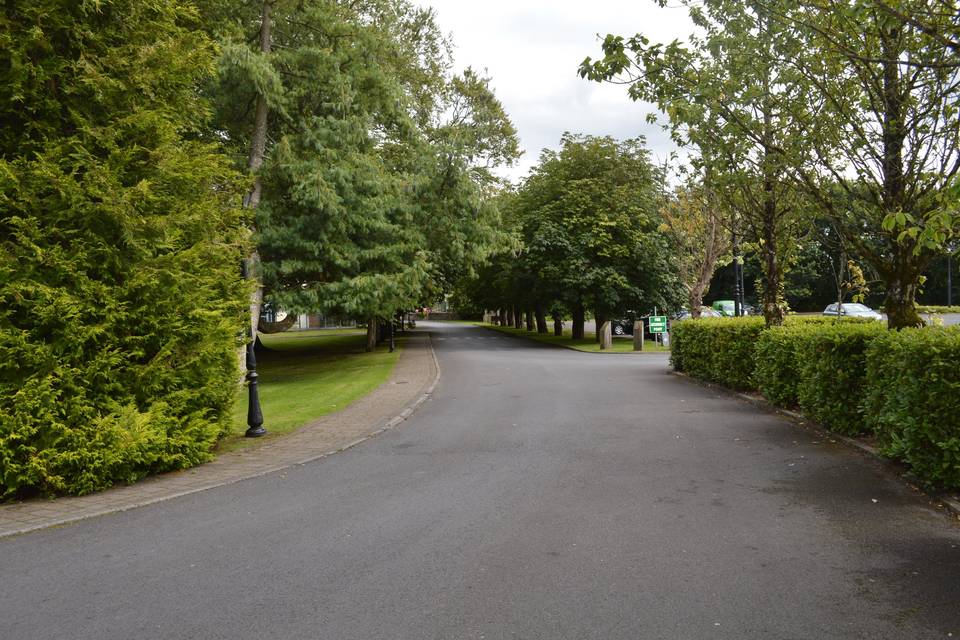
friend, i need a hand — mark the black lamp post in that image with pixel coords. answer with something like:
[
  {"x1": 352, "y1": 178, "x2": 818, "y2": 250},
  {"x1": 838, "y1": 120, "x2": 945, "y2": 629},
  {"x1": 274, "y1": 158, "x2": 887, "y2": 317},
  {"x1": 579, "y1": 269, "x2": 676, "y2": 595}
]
[
  {"x1": 948, "y1": 252, "x2": 953, "y2": 307},
  {"x1": 732, "y1": 230, "x2": 743, "y2": 317},
  {"x1": 241, "y1": 259, "x2": 266, "y2": 438},
  {"x1": 389, "y1": 316, "x2": 396, "y2": 353}
]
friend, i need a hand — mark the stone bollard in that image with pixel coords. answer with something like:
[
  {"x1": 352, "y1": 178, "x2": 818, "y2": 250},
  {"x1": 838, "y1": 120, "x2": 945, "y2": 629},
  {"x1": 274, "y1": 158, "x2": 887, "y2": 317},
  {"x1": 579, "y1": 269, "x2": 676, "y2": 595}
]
[
  {"x1": 633, "y1": 320, "x2": 644, "y2": 351},
  {"x1": 599, "y1": 320, "x2": 612, "y2": 350}
]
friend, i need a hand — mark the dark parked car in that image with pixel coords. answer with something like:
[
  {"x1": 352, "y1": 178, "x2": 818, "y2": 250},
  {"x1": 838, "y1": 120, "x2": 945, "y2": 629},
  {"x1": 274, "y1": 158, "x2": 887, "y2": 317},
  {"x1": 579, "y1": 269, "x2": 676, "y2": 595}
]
[{"x1": 610, "y1": 318, "x2": 635, "y2": 336}]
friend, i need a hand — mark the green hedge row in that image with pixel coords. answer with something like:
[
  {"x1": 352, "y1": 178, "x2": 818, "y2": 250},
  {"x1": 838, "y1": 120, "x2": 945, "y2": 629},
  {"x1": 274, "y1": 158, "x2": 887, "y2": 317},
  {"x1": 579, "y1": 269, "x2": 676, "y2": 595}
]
[
  {"x1": 865, "y1": 328, "x2": 960, "y2": 488},
  {"x1": 669, "y1": 317, "x2": 765, "y2": 390},
  {"x1": 671, "y1": 317, "x2": 960, "y2": 489}
]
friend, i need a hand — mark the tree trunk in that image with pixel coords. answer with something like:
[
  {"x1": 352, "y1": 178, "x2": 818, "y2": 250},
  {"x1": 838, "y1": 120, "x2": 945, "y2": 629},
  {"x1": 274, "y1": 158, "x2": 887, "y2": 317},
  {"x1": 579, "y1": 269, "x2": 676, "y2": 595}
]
[
  {"x1": 513, "y1": 304, "x2": 522, "y2": 329},
  {"x1": 688, "y1": 288, "x2": 704, "y2": 319},
  {"x1": 571, "y1": 304, "x2": 585, "y2": 340},
  {"x1": 594, "y1": 310, "x2": 608, "y2": 343},
  {"x1": 505, "y1": 307, "x2": 513, "y2": 327},
  {"x1": 553, "y1": 313, "x2": 563, "y2": 336},
  {"x1": 878, "y1": 27, "x2": 923, "y2": 330},
  {"x1": 884, "y1": 261, "x2": 925, "y2": 329},
  {"x1": 365, "y1": 316, "x2": 377, "y2": 352},
  {"x1": 760, "y1": 211, "x2": 784, "y2": 328},
  {"x1": 758, "y1": 21, "x2": 784, "y2": 330},
  {"x1": 524, "y1": 309, "x2": 534, "y2": 331},
  {"x1": 242, "y1": 0, "x2": 274, "y2": 346},
  {"x1": 535, "y1": 305, "x2": 548, "y2": 334}
]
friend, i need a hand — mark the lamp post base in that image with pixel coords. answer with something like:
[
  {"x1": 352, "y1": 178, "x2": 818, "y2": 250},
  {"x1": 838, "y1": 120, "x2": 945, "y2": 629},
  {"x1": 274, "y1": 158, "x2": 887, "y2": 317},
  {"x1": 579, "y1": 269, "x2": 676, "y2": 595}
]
[{"x1": 245, "y1": 426, "x2": 267, "y2": 438}]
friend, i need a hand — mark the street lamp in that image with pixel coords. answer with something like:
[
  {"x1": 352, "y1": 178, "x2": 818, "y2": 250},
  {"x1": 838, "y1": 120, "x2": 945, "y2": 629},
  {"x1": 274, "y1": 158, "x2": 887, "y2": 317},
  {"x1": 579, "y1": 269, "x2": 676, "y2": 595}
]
[
  {"x1": 241, "y1": 259, "x2": 266, "y2": 438},
  {"x1": 948, "y1": 251, "x2": 954, "y2": 307},
  {"x1": 732, "y1": 229, "x2": 743, "y2": 317}
]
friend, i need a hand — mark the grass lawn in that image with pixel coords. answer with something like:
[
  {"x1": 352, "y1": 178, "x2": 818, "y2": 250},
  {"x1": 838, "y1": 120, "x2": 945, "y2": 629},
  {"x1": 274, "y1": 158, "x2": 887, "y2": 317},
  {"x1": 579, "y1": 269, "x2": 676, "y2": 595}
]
[
  {"x1": 220, "y1": 328, "x2": 401, "y2": 452},
  {"x1": 478, "y1": 323, "x2": 670, "y2": 353}
]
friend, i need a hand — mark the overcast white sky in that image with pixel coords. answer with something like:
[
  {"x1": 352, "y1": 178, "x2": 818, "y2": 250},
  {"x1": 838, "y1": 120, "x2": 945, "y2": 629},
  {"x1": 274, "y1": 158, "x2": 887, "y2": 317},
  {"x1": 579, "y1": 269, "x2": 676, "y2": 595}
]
[{"x1": 413, "y1": 1, "x2": 696, "y2": 183}]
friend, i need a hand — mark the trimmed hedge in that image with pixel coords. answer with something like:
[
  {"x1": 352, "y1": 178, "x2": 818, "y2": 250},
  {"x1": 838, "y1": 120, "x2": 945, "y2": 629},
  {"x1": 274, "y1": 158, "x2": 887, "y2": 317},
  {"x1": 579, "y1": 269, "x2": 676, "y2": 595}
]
[
  {"x1": 864, "y1": 327, "x2": 960, "y2": 489},
  {"x1": 670, "y1": 317, "x2": 765, "y2": 390},
  {"x1": 670, "y1": 317, "x2": 960, "y2": 489},
  {"x1": 753, "y1": 319, "x2": 875, "y2": 408},
  {"x1": 673, "y1": 315, "x2": 862, "y2": 394},
  {"x1": 753, "y1": 325, "x2": 810, "y2": 407},
  {"x1": 795, "y1": 322, "x2": 887, "y2": 435}
]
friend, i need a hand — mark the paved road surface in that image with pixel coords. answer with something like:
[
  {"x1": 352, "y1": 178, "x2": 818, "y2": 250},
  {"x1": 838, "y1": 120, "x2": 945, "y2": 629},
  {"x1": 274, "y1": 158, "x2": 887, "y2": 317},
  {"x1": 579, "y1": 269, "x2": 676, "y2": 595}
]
[{"x1": 2, "y1": 322, "x2": 958, "y2": 639}]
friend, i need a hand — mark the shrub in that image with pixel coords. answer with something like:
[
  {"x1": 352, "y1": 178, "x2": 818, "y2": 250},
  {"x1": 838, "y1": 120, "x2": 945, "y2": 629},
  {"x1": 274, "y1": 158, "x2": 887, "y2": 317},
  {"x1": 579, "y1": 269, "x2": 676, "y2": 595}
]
[
  {"x1": 753, "y1": 325, "x2": 809, "y2": 407},
  {"x1": 0, "y1": 1, "x2": 247, "y2": 498},
  {"x1": 795, "y1": 322, "x2": 887, "y2": 435},
  {"x1": 670, "y1": 317, "x2": 766, "y2": 389},
  {"x1": 864, "y1": 327, "x2": 960, "y2": 489},
  {"x1": 754, "y1": 318, "x2": 874, "y2": 407}
]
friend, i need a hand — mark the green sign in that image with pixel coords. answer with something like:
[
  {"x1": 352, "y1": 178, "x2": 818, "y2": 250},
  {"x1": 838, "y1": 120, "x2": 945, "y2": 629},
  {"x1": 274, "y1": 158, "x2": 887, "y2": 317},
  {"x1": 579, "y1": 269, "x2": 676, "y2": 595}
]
[{"x1": 648, "y1": 315, "x2": 668, "y2": 333}]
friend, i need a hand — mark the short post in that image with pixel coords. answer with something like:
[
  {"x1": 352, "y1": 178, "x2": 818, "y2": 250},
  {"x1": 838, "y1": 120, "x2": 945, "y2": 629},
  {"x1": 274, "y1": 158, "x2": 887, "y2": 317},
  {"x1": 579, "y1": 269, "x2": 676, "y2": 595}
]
[
  {"x1": 599, "y1": 320, "x2": 612, "y2": 350},
  {"x1": 633, "y1": 320, "x2": 644, "y2": 351}
]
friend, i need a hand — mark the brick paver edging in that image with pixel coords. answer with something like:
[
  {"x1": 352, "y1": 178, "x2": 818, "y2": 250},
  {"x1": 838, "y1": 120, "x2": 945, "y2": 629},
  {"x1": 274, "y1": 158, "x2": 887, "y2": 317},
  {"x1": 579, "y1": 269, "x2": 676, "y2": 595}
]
[{"x1": 0, "y1": 332, "x2": 441, "y2": 538}]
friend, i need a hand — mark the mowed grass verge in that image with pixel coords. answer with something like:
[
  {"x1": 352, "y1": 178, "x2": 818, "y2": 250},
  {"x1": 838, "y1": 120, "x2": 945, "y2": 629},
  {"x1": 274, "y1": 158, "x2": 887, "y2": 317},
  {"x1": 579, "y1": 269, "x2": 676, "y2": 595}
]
[
  {"x1": 221, "y1": 328, "x2": 401, "y2": 452},
  {"x1": 478, "y1": 323, "x2": 669, "y2": 352}
]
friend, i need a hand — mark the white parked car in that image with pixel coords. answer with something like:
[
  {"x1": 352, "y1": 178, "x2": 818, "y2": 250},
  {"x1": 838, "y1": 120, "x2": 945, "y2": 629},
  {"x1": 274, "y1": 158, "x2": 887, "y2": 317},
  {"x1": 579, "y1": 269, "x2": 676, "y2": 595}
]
[{"x1": 822, "y1": 303, "x2": 883, "y2": 320}]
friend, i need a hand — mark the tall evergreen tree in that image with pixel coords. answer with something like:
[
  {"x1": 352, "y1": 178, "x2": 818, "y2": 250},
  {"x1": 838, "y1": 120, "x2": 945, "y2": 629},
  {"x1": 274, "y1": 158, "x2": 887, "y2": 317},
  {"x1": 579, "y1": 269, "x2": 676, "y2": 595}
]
[
  {"x1": 204, "y1": 1, "x2": 518, "y2": 337},
  {"x1": 0, "y1": 0, "x2": 247, "y2": 497}
]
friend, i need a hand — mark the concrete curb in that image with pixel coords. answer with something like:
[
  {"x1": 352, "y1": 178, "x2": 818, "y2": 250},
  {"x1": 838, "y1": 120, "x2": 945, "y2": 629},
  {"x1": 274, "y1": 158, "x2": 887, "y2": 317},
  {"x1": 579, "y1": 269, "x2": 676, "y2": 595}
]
[
  {"x1": 0, "y1": 334, "x2": 442, "y2": 539},
  {"x1": 480, "y1": 324, "x2": 668, "y2": 355},
  {"x1": 670, "y1": 370, "x2": 960, "y2": 521}
]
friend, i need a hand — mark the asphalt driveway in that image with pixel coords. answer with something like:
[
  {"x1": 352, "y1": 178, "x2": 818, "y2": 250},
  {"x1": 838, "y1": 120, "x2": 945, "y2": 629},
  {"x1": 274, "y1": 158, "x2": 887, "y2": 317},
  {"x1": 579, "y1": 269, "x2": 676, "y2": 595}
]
[{"x1": 1, "y1": 322, "x2": 957, "y2": 639}]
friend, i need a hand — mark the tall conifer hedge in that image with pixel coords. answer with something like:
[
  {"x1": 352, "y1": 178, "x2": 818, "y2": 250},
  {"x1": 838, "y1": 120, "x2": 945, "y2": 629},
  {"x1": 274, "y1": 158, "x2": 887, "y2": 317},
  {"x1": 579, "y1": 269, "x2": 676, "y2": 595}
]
[{"x1": 0, "y1": 0, "x2": 247, "y2": 497}]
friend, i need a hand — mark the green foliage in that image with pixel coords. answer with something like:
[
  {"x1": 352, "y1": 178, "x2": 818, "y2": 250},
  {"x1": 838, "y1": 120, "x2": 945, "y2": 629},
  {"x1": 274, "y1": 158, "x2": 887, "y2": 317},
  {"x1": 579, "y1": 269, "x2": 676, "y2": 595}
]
[
  {"x1": 795, "y1": 322, "x2": 887, "y2": 435},
  {"x1": 205, "y1": 1, "x2": 519, "y2": 322},
  {"x1": 669, "y1": 317, "x2": 766, "y2": 389},
  {"x1": 580, "y1": 0, "x2": 810, "y2": 328},
  {"x1": 0, "y1": 0, "x2": 247, "y2": 497},
  {"x1": 468, "y1": 134, "x2": 681, "y2": 326},
  {"x1": 753, "y1": 325, "x2": 809, "y2": 407},
  {"x1": 864, "y1": 327, "x2": 960, "y2": 489},
  {"x1": 754, "y1": 318, "x2": 872, "y2": 407}
]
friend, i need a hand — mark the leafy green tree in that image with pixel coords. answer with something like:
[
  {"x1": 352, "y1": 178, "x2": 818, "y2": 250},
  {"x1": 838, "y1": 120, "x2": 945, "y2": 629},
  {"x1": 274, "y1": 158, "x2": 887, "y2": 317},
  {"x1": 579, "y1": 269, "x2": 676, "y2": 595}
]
[
  {"x1": 659, "y1": 181, "x2": 732, "y2": 317},
  {"x1": 414, "y1": 68, "x2": 521, "y2": 300},
  {"x1": 0, "y1": 0, "x2": 247, "y2": 497},
  {"x1": 203, "y1": 1, "x2": 517, "y2": 343},
  {"x1": 580, "y1": 0, "x2": 811, "y2": 327},
  {"x1": 775, "y1": 0, "x2": 960, "y2": 328},
  {"x1": 516, "y1": 134, "x2": 679, "y2": 340}
]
